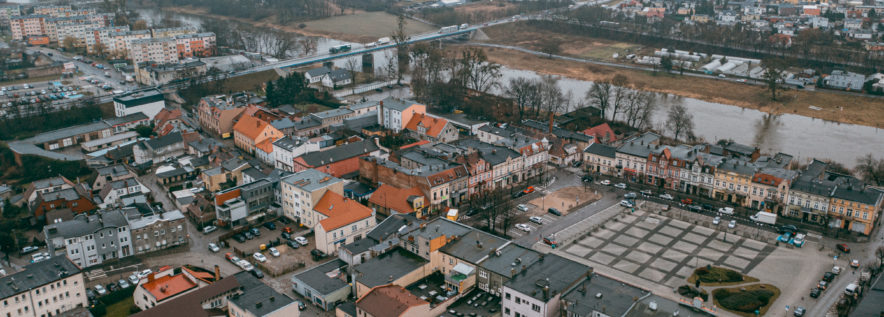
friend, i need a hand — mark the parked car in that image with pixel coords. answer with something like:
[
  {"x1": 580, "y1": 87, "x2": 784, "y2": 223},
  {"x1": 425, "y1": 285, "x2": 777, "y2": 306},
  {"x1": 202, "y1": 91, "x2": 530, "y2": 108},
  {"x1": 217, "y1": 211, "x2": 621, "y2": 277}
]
[
  {"x1": 836, "y1": 243, "x2": 850, "y2": 253},
  {"x1": 118, "y1": 279, "x2": 130, "y2": 289},
  {"x1": 233, "y1": 234, "x2": 246, "y2": 243},
  {"x1": 619, "y1": 200, "x2": 634, "y2": 208},
  {"x1": 640, "y1": 189, "x2": 653, "y2": 196},
  {"x1": 778, "y1": 224, "x2": 799, "y2": 234},
  {"x1": 21, "y1": 246, "x2": 39, "y2": 254},
  {"x1": 269, "y1": 247, "x2": 280, "y2": 257},
  {"x1": 832, "y1": 266, "x2": 842, "y2": 275},
  {"x1": 243, "y1": 232, "x2": 254, "y2": 240},
  {"x1": 107, "y1": 282, "x2": 118, "y2": 292},
  {"x1": 809, "y1": 288, "x2": 821, "y2": 298},
  {"x1": 582, "y1": 175, "x2": 593, "y2": 183},
  {"x1": 515, "y1": 223, "x2": 532, "y2": 232},
  {"x1": 718, "y1": 207, "x2": 734, "y2": 215},
  {"x1": 728, "y1": 220, "x2": 737, "y2": 229},
  {"x1": 287, "y1": 240, "x2": 300, "y2": 249},
  {"x1": 516, "y1": 204, "x2": 529, "y2": 212},
  {"x1": 681, "y1": 198, "x2": 693, "y2": 205},
  {"x1": 529, "y1": 216, "x2": 543, "y2": 224},
  {"x1": 713, "y1": 216, "x2": 721, "y2": 225},
  {"x1": 688, "y1": 205, "x2": 703, "y2": 212},
  {"x1": 208, "y1": 243, "x2": 220, "y2": 253},
  {"x1": 793, "y1": 306, "x2": 805, "y2": 317},
  {"x1": 614, "y1": 183, "x2": 627, "y2": 189},
  {"x1": 823, "y1": 272, "x2": 835, "y2": 282},
  {"x1": 263, "y1": 222, "x2": 276, "y2": 230},
  {"x1": 294, "y1": 236, "x2": 309, "y2": 246},
  {"x1": 250, "y1": 228, "x2": 261, "y2": 237},
  {"x1": 850, "y1": 259, "x2": 860, "y2": 268},
  {"x1": 548, "y1": 208, "x2": 562, "y2": 216},
  {"x1": 624, "y1": 192, "x2": 637, "y2": 199},
  {"x1": 202, "y1": 225, "x2": 217, "y2": 234},
  {"x1": 310, "y1": 249, "x2": 326, "y2": 260},
  {"x1": 138, "y1": 269, "x2": 152, "y2": 279},
  {"x1": 250, "y1": 268, "x2": 264, "y2": 279},
  {"x1": 659, "y1": 193, "x2": 674, "y2": 200},
  {"x1": 522, "y1": 186, "x2": 535, "y2": 194},
  {"x1": 128, "y1": 273, "x2": 139, "y2": 285},
  {"x1": 818, "y1": 280, "x2": 828, "y2": 290},
  {"x1": 86, "y1": 289, "x2": 96, "y2": 301},
  {"x1": 702, "y1": 204, "x2": 715, "y2": 211},
  {"x1": 94, "y1": 285, "x2": 107, "y2": 296},
  {"x1": 600, "y1": 180, "x2": 611, "y2": 186},
  {"x1": 296, "y1": 300, "x2": 306, "y2": 311},
  {"x1": 281, "y1": 232, "x2": 292, "y2": 240}
]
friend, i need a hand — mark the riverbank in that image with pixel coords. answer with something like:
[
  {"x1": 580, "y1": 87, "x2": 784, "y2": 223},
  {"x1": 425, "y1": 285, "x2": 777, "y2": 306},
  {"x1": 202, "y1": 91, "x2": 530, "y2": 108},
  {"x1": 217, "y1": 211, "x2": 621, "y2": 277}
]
[
  {"x1": 475, "y1": 24, "x2": 884, "y2": 128},
  {"x1": 162, "y1": 7, "x2": 434, "y2": 43}
]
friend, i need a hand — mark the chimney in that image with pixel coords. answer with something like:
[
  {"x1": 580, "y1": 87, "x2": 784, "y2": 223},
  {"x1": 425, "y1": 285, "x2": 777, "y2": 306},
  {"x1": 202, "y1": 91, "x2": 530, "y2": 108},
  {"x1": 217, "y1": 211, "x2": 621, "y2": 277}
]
[
  {"x1": 214, "y1": 265, "x2": 220, "y2": 280},
  {"x1": 542, "y1": 285, "x2": 550, "y2": 300},
  {"x1": 148, "y1": 272, "x2": 155, "y2": 283}
]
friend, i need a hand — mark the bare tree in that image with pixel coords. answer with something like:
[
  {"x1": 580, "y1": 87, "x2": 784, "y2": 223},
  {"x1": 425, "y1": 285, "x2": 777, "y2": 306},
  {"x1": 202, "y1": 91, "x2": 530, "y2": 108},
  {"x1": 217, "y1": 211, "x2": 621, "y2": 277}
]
[
  {"x1": 762, "y1": 58, "x2": 785, "y2": 101},
  {"x1": 391, "y1": 13, "x2": 410, "y2": 85},
  {"x1": 586, "y1": 80, "x2": 612, "y2": 119},
  {"x1": 299, "y1": 37, "x2": 317, "y2": 56},
  {"x1": 666, "y1": 103, "x2": 694, "y2": 142},
  {"x1": 622, "y1": 90, "x2": 655, "y2": 129},
  {"x1": 505, "y1": 77, "x2": 541, "y2": 121},
  {"x1": 855, "y1": 154, "x2": 884, "y2": 186},
  {"x1": 382, "y1": 50, "x2": 398, "y2": 82},
  {"x1": 345, "y1": 57, "x2": 360, "y2": 86},
  {"x1": 538, "y1": 75, "x2": 566, "y2": 117},
  {"x1": 609, "y1": 74, "x2": 629, "y2": 121},
  {"x1": 457, "y1": 48, "x2": 501, "y2": 93}
]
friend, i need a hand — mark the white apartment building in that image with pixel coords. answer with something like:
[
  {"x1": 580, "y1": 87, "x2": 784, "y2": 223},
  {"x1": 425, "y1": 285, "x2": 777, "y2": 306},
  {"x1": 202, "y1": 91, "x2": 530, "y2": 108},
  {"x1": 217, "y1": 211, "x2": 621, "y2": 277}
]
[
  {"x1": 280, "y1": 169, "x2": 343, "y2": 227},
  {"x1": 272, "y1": 137, "x2": 320, "y2": 172},
  {"x1": 86, "y1": 26, "x2": 129, "y2": 54},
  {"x1": 0, "y1": 256, "x2": 88, "y2": 317},
  {"x1": 0, "y1": 5, "x2": 22, "y2": 27},
  {"x1": 174, "y1": 32, "x2": 216, "y2": 58},
  {"x1": 43, "y1": 209, "x2": 133, "y2": 268},
  {"x1": 111, "y1": 30, "x2": 152, "y2": 57},
  {"x1": 55, "y1": 20, "x2": 103, "y2": 48},
  {"x1": 129, "y1": 37, "x2": 178, "y2": 64},
  {"x1": 312, "y1": 191, "x2": 376, "y2": 255},
  {"x1": 112, "y1": 89, "x2": 166, "y2": 119},
  {"x1": 10, "y1": 15, "x2": 47, "y2": 40}
]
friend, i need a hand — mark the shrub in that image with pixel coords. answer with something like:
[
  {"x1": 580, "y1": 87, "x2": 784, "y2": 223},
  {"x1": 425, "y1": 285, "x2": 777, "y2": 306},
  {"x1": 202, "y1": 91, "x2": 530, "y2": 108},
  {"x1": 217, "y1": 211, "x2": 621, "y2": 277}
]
[
  {"x1": 694, "y1": 266, "x2": 744, "y2": 283},
  {"x1": 678, "y1": 285, "x2": 709, "y2": 301},
  {"x1": 714, "y1": 288, "x2": 775, "y2": 313}
]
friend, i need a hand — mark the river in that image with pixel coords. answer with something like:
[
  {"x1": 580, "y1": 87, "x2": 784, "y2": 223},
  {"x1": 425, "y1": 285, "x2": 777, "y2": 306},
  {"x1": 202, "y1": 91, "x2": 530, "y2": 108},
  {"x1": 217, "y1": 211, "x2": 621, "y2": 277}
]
[{"x1": 493, "y1": 67, "x2": 884, "y2": 168}]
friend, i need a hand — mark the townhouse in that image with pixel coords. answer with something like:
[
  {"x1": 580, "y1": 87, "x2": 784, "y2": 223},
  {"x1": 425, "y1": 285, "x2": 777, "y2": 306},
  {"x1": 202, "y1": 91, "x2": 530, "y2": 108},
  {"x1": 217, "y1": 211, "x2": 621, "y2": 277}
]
[
  {"x1": 785, "y1": 160, "x2": 833, "y2": 225},
  {"x1": 829, "y1": 186, "x2": 883, "y2": 235},
  {"x1": 43, "y1": 209, "x2": 132, "y2": 268},
  {"x1": 749, "y1": 167, "x2": 797, "y2": 213},
  {"x1": 92, "y1": 164, "x2": 136, "y2": 190},
  {"x1": 133, "y1": 131, "x2": 186, "y2": 165},
  {"x1": 501, "y1": 254, "x2": 591, "y2": 317},
  {"x1": 197, "y1": 95, "x2": 247, "y2": 137},
  {"x1": 292, "y1": 139, "x2": 380, "y2": 178},
  {"x1": 128, "y1": 208, "x2": 188, "y2": 256},
  {"x1": 30, "y1": 186, "x2": 95, "y2": 225},
  {"x1": 583, "y1": 143, "x2": 617, "y2": 175},
  {"x1": 96, "y1": 177, "x2": 148, "y2": 209},
  {"x1": 214, "y1": 177, "x2": 280, "y2": 227},
  {"x1": 271, "y1": 136, "x2": 319, "y2": 172},
  {"x1": 290, "y1": 259, "x2": 350, "y2": 311},
  {"x1": 0, "y1": 256, "x2": 87, "y2": 317},
  {"x1": 404, "y1": 113, "x2": 458, "y2": 143},
  {"x1": 614, "y1": 132, "x2": 660, "y2": 183},
  {"x1": 712, "y1": 159, "x2": 757, "y2": 207},
  {"x1": 313, "y1": 191, "x2": 376, "y2": 255},
  {"x1": 359, "y1": 156, "x2": 468, "y2": 209},
  {"x1": 367, "y1": 184, "x2": 427, "y2": 218},
  {"x1": 233, "y1": 115, "x2": 284, "y2": 155}
]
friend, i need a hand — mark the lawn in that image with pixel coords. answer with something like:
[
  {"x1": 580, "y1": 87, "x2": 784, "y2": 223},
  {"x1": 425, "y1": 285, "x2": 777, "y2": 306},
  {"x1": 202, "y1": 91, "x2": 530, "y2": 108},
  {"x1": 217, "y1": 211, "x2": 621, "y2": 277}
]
[
  {"x1": 105, "y1": 298, "x2": 137, "y2": 317},
  {"x1": 688, "y1": 266, "x2": 759, "y2": 286},
  {"x1": 303, "y1": 12, "x2": 436, "y2": 40},
  {"x1": 712, "y1": 284, "x2": 781, "y2": 316}
]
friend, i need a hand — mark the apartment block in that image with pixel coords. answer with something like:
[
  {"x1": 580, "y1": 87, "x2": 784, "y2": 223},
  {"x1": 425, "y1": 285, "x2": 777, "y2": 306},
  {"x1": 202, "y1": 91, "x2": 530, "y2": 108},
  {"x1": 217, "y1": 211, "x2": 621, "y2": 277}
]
[
  {"x1": 129, "y1": 37, "x2": 178, "y2": 64},
  {"x1": 10, "y1": 15, "x2": 48, "y2": 40},
  {"x1": 0, "y1": 256, "x2": 88, "y2": 317}
]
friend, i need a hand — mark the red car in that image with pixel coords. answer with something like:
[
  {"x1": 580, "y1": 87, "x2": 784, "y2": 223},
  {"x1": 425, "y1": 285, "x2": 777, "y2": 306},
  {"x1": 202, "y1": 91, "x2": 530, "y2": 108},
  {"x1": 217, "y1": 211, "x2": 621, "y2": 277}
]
[
  {"x1": 225, "y1": 252, "x2": 233, "y2": 260},
  {"x1": 543, "y1": 236, "x2": 557, "y2": 248},
  {"x1": 681, "y1": 198, "x2": 693, "y2": 205},
  {"x1": 522, "y1": 186, "x2": 535, "y2": 194},
  {"x1": 836, "y1": 243, "x2": 850, "y2": 253}
]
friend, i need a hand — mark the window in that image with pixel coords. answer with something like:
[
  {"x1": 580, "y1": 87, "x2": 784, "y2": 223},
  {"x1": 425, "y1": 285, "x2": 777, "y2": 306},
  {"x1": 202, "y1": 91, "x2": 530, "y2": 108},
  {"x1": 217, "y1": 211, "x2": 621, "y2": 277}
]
[
  {"x1": 515, "y1": 297, "x2": 521, "y2": 304},
  {"x1": 504, "y1": 308, "x2": 510, "y2": 315},
  {"x1": 532, "y1": 304, "x2": 541, "y2": 312}
]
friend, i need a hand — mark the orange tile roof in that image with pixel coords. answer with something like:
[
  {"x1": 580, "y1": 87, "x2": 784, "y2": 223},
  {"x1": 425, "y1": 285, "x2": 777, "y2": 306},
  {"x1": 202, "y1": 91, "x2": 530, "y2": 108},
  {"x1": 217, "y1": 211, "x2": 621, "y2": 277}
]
[
  {"x1": 357, "y1": 284, "x2": 427, "y2": 317},
  {"x1": 368, "y1": 184, "x2": 425, "y2": 214},
  {"x1": 141, "y1": 274, "x2": 198, "y2": 302},
  {"x1": 399, "y1": 140, "x2": 430, "y2": 150},
  {"x1": 404, "y1": 114, "x2": 448, "y2": 138},
  {"x1": 154, "y1": 108, "x2": 182, "y2": 125},
  {"x1": 315, "y1": 191, "x2": 373, "y2": 231},
  {"x1": 255, "y1": 137, "x2": 278, "y2": 154},
  {"x1": 581, "y1": 123, "x2": 617, "y2": 143},
  {"x1": 233, "y1": 115, "x2": 271, "y2": 140}
]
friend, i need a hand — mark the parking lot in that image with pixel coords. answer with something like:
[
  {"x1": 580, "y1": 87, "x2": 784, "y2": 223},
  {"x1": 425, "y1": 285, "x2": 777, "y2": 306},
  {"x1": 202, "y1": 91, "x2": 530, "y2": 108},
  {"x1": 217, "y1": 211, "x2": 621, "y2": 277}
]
[{"x1": 223, "y1": 224, "x2": 323, "y2": 276}]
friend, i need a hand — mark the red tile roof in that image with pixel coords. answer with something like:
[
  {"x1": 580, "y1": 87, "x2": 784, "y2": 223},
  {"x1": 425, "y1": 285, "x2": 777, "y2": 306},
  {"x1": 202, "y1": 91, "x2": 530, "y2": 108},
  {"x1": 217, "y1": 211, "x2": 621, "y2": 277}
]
[
  {"x1": 368, "y1": 184, "x2": 425, "y2": 214},
  {"x1": 581, "y1": 123, "x2": 617, "y2": 143},
  {"x1": 404, "y1": 114, "x2": 449, "y2": 138},
  {"x1": 141, "y1": 274, "x2": 198, "y2": 302},
  {"x1": 316, "y1": 191, "x2": 373, "y2": 231},
  {"x1": 356, "y1": 284, "x2": 428, "y2": 317},
  {"x1": 233, "y1": 115, "x2": 272, "y2": 141}
]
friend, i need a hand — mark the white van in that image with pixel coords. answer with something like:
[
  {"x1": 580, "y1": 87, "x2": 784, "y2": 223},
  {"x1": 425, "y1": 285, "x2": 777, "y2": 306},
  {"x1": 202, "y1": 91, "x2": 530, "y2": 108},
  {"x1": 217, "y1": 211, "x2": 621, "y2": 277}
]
[{"x1": 845, "y1": 283, "x2": 858, "y2": 296}]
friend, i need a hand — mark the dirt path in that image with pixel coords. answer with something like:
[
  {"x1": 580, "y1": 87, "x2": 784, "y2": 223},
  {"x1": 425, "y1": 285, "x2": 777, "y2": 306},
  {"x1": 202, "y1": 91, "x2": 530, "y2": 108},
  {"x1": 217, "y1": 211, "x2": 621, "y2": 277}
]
[{"x1": 529, "y1": 186, "x2": 601, "y2": 214}]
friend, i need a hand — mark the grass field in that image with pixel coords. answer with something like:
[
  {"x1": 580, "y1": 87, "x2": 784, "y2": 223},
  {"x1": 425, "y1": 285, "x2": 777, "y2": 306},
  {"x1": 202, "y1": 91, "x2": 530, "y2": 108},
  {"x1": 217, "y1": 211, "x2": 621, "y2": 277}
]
[
  {"x1": 303, "y1": 12, "x2": 436, "y2": 40},
  {"x1": 105, "y1": 299, "x2": 136, "y2": 317}
]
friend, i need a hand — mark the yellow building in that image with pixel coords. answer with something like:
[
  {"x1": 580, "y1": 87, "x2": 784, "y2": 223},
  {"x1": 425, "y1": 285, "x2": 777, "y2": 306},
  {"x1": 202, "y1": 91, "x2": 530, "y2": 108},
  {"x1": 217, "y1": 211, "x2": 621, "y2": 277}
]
[
  {"x1": 828, "y1": 187, "x2": 883, "y2": 235},
  {"x1": 713, "y1": 160, "x2": 756, "y2": 206}
]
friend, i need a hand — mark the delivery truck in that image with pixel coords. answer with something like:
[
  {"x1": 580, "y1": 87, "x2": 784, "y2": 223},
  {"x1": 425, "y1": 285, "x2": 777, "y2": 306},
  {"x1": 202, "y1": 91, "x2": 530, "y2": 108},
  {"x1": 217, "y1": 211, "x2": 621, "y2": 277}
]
[{"x1": 750, "y1": 211, "x2": 777, "y2": 225}]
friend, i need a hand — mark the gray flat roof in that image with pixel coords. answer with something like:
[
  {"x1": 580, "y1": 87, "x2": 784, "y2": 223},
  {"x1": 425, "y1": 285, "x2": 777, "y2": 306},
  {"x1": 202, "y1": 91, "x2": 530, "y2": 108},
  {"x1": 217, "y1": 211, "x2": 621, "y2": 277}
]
[
  {"x1": 562, "y1": 274, "x2": 648, "y2": 317},
  {"x1": 0, "y1": 256, "x2": 82, "y2": 298},
  {"x1": 230, "y1": 271, "x2": 294, "y2": 316},
  {"x1": 30, "y1": 121, "x2": 111, "y2": 144},
  {"x1": 281, "y1": 169, "x2": 342, "y2": 192},
  {"x1": 353, "y1": 247, "x2": 428, "y2": 288},
  {"x1": 504, "y1": 253, "x2": 590, "y2": 302},
  {"x1": 291, "y1": 259, "x2": 349, "y2": 295}
]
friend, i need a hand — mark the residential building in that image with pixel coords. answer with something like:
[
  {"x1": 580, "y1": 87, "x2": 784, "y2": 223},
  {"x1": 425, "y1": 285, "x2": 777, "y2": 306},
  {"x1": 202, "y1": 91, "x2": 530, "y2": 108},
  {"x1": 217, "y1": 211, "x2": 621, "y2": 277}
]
[
  {"x1": 272, "y1": 136, "x2": 320, "y2": 172},
  {"x1": 713, "y1": 159, "x2": 757, "y2": 206},
  {"x1": 355, "y1": 284, "x2": 431, "y2": 317},
  {"x1": 455, "y1": 140, "x2": 524, "y2": 190},
  {"x1": 305, "y1": 66, "x2": 330, "y2": 84},
  {"x1": 404, "y1": 113, "x2": 458, "y2": 143},
  {"x1": 378, "y1": 97, "x2": 427, "y2": 132},
  {"x1": 127, "y1": 208, "x2": 188, "y2": 255},
  {"x1": 367, "y1": 184, "x2": 427, "y2": 217},
  {"x1": 580, "y1": 123, "x2": 617, "y2": 144},
  {"x1": 290, "y1": 259, "x2": 350, "y2": 311},
  {"x1": 133, "y1": 132, "x2": 186, "y2": 165},
  {"x1": 321, "y1": 69, "x2": 353, "y2": 88},
  {"x1": 214, "y1": 178, "x2": 278, "y2": 227},
  {"x1": 10, "y1": 15, "x2": 48, "y2": 40},
  {"x1": 30, "y1": 186, "x2": 95, "y2": 224},
  {"x1": 113, "y1": 89, "x2": 166, "y2": 120},
  {"x1": 227, "y1": 275, "x2": 299, "y2": 317},
  {"x1": 86, "y1": 26, "x2": 129, "y2": 54},
  {"x1": 110, "y1": 30, "x2": 152, "y2": 57},
  {"x1": 97, "y1": 177, "x2": 148, "y2": 208},
  {"x1": 785, "y1": 160, "x2": 832, "y2": 225},
  {"x1": 359, "y1": 156, "x2": 469, "y2": 209},
  {"x1": 313, "y1": 191, "x2": 376, "y2": 255},
  {"x1": 829, "y1": 186, "x2": 883, "y2": 235},
  {"x1": 501, "y1": 254, "x2": 591, "y2": 317},
  {"x1": 646, "y1": 145, "x2": 697, "y2": 192},
  {"x1": 351, "y1": 247, "x2": 432, "y2": 298},
  {"x1": 22, "y1": 176, "x2": 75, "y2": 205},
  {"x1": 308, "y1": 107, "x2": 355, "y2": 129},
  {"x1": 233, "y1": 115, "x2": 284, "y2": 155},
  {"x1": 292, "y1": 139, "x2": 381, "y2": 178},
  {"x1": 131, "y1": 271, "x2": 277, "y2": 317},
  {"x1": 129, "y1": 37, "x2": 178, "y2": 64},
  {"x1": 174, "y1": 32, "x2": 216, "y2": 59},
  {"x1": 0, "y1": 5, "x2": 21, "y2": 27},
  {"x1": 0, "y1": 256, "x2": 87, "y2": 317},
  {"x1": 197, "y1": 95, "x2": 247, "y2": 137},
  {"x1": 582, "y1": 143, "x2": 617, "y2": 175},
  {"x1": 134, "y1": 266, "x2": 214, "y2": 310},
  {"x1": 614, "y1": 132, "x2": 660, "y2": 182},
  {"x1": 135, "y1": 60, "x2": 207, "y2": 86},
  {"x1": 280, "y1": 169, "x2": 344, "y2": 227},
  {"x1": 749, "y1": 167, "x2": 797, "y2": 212},
  {"x1": 42, "y1": 209, "x2": 132, "y2": 268}
]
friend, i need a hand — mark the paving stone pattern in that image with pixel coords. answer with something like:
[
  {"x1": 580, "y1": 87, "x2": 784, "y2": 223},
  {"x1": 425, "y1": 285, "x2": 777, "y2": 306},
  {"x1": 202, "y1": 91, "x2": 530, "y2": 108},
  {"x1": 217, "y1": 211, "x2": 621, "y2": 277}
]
[{"x1": 563, "y1": 212, "x2": 775, "y2": 287}]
